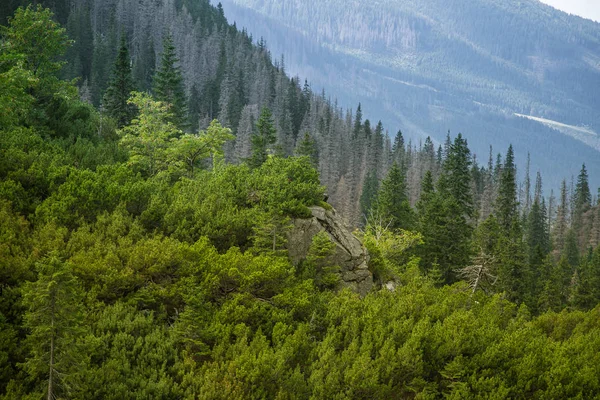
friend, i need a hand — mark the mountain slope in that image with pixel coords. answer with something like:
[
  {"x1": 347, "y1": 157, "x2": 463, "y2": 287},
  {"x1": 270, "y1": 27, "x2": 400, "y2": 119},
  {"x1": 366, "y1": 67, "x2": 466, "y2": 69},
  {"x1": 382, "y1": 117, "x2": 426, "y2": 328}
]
[{"x1": 218, "y1": 0, "x2": 600, "y2": 187}]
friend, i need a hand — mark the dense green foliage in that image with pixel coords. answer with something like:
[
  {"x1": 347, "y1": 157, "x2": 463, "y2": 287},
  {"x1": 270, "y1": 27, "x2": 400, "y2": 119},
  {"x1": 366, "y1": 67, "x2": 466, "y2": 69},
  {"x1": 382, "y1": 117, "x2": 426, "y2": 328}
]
[{"x1": 1, "y1": 5, "x2": 600, "y2": 399}]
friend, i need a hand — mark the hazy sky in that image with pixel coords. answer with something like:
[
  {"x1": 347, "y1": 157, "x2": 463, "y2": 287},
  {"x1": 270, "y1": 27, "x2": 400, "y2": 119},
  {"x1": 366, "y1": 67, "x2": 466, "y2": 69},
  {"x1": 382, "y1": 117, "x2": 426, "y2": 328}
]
[{"x1": 539, "y1": 0, "x2": 600, "y2": 22}]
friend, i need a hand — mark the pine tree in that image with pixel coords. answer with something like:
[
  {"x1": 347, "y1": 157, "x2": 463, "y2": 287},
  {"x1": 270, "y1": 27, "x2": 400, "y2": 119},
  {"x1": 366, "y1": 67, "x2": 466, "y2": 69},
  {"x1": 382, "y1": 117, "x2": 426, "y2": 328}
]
[
  {"x1": 526, "y1": 174, "x2": 550, "y2": 267},
  {"x1": 523, "y1": 153, "x2": 532, "y2": 213},
  {"x1": 563, "y1": 229, "x2": 580, "y2": 268},
  {"x1": 539, "y1": 257, "x2": 569, "y2": 312},
  {"x1": 360, "y1": 170, "x2": 379, "y2": 223},
  {"x1": 570, "y1": 246, "x2": 600, "y2": 310},
  {"x1": 133, "y1": 34, "x2": 155, "y2": 92},
  {"x1": 187, "y1": 84, "x2": 201, "y2": 132},
  {"x1": 573, "y1": 164, "x2": 592, "y2": 230},
  {"x1": 249, "y1": 107, "x2": 277, "y2": 168},
  {"x1": 496, "y1": 219, "x2": 528, "y2": 304},
  {"x1": 496, "y1": 145, "x2": 519, "y2": 232},
  {"x1": 353, "y1": 103, "x2": 362, "y2": 138},
  {"x1": 437, "y1": 133, "x2": 473, "y2": 218},
  {"x1": 154, "y1": 34, "x2": 188, "y2": 130},
  {"x1": 22, "y1": 256, "x2": 84, "y2": 399},
  {"x1": 417, "y1": 169, "x2": 470, "y2": 284},
  {"x1": 553, "y1": 180, "x2": 570, "y2": 253},
  {"x1": 375, "y1": 162, "x2": 413, "y2": 230},
  {"x1": 392, "y1": 130, "x2": 405, "y2": 166},
  {"x1": 102, "y1": 35, "x2": 136, "y2": 128},
  {"x1": 295, "y1": 132, "x2": 319, "y2": 167}
]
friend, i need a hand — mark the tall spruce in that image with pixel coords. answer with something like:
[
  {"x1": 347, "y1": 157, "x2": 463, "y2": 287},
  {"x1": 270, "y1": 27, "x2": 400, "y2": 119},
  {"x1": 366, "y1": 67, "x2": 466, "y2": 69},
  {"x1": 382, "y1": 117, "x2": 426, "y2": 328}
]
[
  {"x1": 154, "y1": 34, "x2": 187, "y2": 130},
  {"x1": 376, "y1": 162, "x2": 413, "y2": 230},
  {"x1": 360, "y1": 170, "x2": 379, "y2": 223},
  {"x1": 573, "y1": 164, "x2": 592, "y2": 230},
  {"x1": 295, "y1": 132, "x2": 319, "y2": 167},
  {"x1": 22, "y1": 257, "x2": 84, "y2": 400},
  {"x1": 102, "y1": 35, "x2": 136, "y2": 127},
  {"x1": 438, "y1": 133, "x2": 473, "y2": 218},
  {"x1": 249, "y1": 107, "x2": 277, "y2": 168},
  {"x1": 496, "y1": 145, "x2": 519, "y2": 232}
]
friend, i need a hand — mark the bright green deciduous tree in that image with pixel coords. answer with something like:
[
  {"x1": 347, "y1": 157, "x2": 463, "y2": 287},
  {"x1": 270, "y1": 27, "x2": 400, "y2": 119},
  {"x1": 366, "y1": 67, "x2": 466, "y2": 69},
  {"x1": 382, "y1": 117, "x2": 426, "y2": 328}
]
[
  {"x1": 169, "y1": 119, "x2": 234, "y2": 177},
  {"x1": 119, "y1": 92, "x2": 182, "y2": 176},
  {"x1": 1, "y1": 5, "x2": 70, "y2": 79}
]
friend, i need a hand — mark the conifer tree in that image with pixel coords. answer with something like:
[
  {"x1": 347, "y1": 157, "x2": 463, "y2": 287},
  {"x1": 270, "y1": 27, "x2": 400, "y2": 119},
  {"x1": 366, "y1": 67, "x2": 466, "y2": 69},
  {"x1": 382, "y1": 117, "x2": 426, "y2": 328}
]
[
  {"x1": 154, "y1": 34, "x2": 187, "y2": 130},
  {"x1": 360, "y1": 170, "x2": 379, "y2": 222},
  {"x1": 553, "y1": 179, "x2": 570, "y2": 253},
  {"x1": 573, "y1": 164, "x2": 591, "y2": 230},
  {"x1": 496, "y1": 145, "x2": 519, "y2": 232},
  {"x1": 417, "y1": 168, "x2": 470, "y2": 283},
  {"x1": 133, "y1": 34, "x2": 155, "y2": 92},
  {"x1": 563, "y1": 229, "x2": 580, "y2": 268},
  {"x1": 437, "y1": 133, "x2": 473, "y2": 218},
  {"x1": 295, "y1": 132, "x2": 319, "y2": 167},
  {"x1": 353, "y1": 103, "x2": 362, "y2": 138},
  {"x1": 249, "y1": 107, "x2": 277, "y2": 168},
  {"x1": 419, "y1": 170, "x2": 435, "y2": 207},
  {"x1": 22, "y1": 256, "x2": 84, "y2": 400},
  {"x1": 375, "y1": 162, "x2": 413, "y2": 230},
  {"x1": 527, "y1": 176, "x2": 550, "y2": 267},
  {"x1": 392, "y1": 130, "x2": 405, "y2": 165},
  {"x1": 103, "y1": 35, "x2": 136, "y2": 127},
  {"x1": 187, "y1": 84, "x2": 201, "y2": 132}
]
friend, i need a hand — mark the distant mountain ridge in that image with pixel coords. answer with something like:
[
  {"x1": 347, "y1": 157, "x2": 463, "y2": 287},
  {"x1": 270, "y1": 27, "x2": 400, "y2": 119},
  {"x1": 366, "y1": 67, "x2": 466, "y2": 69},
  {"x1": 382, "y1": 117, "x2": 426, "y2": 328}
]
[{"x1": 218, "y1": 0, "x2": 600, "y2": 188}]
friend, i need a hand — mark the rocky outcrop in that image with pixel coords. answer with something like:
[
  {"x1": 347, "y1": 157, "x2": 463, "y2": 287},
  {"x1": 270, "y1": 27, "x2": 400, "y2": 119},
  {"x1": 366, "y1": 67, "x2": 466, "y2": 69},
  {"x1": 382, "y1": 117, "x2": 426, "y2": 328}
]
[{"x1": 287, "y1": 206, "x2": 373, "y2": 297}]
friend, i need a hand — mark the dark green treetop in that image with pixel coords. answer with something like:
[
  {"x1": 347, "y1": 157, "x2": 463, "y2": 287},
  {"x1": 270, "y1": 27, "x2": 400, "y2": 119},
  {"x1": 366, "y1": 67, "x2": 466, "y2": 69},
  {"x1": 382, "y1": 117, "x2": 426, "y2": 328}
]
[
  {"x1": 103, "y1": 35, "x2": 136, "y2": 127},
  {"x1": 153, "y1": 34, "x2": 188, "y2": 130}
]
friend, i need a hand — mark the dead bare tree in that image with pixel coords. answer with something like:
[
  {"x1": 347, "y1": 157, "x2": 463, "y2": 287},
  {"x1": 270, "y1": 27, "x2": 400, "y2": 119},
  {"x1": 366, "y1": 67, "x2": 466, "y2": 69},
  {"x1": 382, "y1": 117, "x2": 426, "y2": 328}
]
[{"x1": 457, "y1": 249, "x2": 498, "y2": 295}]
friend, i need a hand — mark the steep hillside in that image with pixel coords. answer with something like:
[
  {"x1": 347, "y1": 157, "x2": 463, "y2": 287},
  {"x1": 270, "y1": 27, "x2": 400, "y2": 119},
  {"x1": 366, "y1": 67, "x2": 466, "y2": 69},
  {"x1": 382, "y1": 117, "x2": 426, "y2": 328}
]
[{"x1": 218, "y1": 0, "x2": 600, "y2": 187}]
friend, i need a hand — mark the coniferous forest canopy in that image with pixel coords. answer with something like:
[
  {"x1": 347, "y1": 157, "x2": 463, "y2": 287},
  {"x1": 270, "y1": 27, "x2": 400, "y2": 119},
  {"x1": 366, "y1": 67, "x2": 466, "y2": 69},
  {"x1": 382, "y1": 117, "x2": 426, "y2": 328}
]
[{"x1": 1, "y1": 1, "x2": 600, "y2": 399}]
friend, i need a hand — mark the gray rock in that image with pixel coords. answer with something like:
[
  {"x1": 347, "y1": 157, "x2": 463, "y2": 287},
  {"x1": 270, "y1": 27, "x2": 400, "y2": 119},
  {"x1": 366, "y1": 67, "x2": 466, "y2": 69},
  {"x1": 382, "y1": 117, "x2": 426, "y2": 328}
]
[{"x1": 287, "y1": 206, "x2": 373, "y2": 297}]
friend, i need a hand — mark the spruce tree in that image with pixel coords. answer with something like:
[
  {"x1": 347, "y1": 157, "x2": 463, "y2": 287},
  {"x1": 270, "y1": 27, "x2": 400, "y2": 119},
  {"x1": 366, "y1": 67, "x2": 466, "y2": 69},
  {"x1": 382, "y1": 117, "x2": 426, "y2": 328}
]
[
  {"x1": 360, "y1": 170, "x2": 379, "y2": 223},
  {"x1": 553, "y1": 180, "x2": 570, "y2": 252},
  {"x1": 295, "y1": 132, "x2": 319, "y2": 167},
  {"x1": 249, "y1": 107, "x2": 277, "y2": 168},
  {"x1": 187, "y1": 84, "x2": 201, "y2": 132},
  {"x1": 103, "y1": 35, "x2": 136, "y2": 128},
  {"x1": 22, "y1": 256, "x2": 84, "y2": 399},
  {"x1": 353, "y1": 103, "x2": 362, "y2": 138},
  {"x1": 573, "y1": 164, "x2": 591, "y2": 230},
  {"x1": 375, "y1": 162, "x2": 413, "y2": 230},
  {"x1": 438, "y1": 133, "x2": 473, "y2": 218},
  {"x1": 496, "y1": 145, "x2": 518, "y2": 232},
  {"x1": 154, "y1": 34, "x2": 188, "y2": 130},
  {"x1": 133, "y1": 35, "x2": 155, "y2": 92},
  {"x1": 417, "y1": 169, "x2": 470, "y2": 284}
]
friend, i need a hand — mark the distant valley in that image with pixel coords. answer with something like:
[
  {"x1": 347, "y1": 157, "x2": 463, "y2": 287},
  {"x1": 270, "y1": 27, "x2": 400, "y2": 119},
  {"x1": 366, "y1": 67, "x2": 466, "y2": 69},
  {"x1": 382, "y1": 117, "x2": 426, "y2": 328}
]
[{"x1": 218, "y1": 0, "x2": 600, "y2": 188}]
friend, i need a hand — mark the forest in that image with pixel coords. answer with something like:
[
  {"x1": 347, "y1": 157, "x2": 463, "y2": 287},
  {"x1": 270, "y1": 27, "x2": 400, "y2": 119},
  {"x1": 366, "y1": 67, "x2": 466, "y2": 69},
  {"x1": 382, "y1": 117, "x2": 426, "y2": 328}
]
[{"x1": 1, "y1": 2, "x2": 600, "y2": 399}]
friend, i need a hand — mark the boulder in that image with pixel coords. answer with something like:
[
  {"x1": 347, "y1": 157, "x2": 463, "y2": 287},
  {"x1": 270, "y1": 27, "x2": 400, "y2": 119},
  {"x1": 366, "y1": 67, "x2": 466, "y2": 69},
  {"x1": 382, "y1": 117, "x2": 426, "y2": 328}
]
[{"x1": 287, "y1": 206, "x2": 373, "y2": 297}]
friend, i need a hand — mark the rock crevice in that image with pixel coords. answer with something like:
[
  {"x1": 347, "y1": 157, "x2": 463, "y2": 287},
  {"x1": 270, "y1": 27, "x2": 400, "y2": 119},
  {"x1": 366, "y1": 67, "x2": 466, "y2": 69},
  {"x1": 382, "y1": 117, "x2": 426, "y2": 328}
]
[{"x1": 287, "y1": 206, "x2": 373, "y2": 297}]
